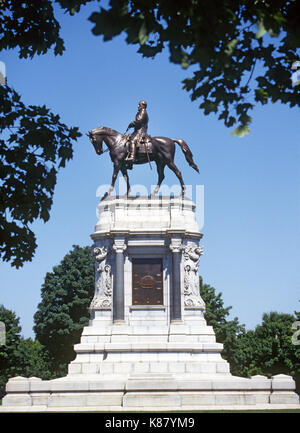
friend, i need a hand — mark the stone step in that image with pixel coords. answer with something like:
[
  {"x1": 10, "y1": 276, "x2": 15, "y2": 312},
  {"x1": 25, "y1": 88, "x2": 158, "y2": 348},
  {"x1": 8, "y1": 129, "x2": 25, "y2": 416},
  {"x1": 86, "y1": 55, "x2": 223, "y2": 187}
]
[
  {"x1": 68, "y1": 360, "x2": 231, "y2": 375},
  {"x1": 81, "y1": 324, "x2": 216, "y2": 336},
  {"x1": 2, "y1": 374, "x2": 299, "y2": 409},
  {"x1": 73, "y1": 341, "x2": 224, "y2": 354},
  {"x1": 80, "y1": 334, "x2": 217, "y2": 343}
]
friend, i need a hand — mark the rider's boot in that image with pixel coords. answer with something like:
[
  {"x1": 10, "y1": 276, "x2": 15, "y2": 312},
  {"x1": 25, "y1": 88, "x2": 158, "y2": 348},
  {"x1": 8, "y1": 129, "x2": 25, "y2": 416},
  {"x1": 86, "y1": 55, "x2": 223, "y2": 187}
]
[{"x1": 126, "y1": 142, "x2": 136, "y2": 162}]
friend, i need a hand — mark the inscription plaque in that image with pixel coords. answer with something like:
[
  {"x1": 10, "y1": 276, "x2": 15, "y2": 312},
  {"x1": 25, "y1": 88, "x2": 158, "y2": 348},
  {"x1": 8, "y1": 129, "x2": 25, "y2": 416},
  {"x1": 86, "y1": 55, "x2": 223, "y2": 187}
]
[{"x1": 132, "y1": 258, "x2": 163, "y2": 305}]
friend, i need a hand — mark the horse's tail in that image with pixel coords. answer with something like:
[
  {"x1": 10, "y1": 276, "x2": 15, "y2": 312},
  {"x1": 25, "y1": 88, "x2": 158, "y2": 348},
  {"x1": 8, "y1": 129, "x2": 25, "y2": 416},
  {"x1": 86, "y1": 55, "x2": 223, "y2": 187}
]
[{"x1": 173, "y1": 138, "x2": 200, "y2": 173}]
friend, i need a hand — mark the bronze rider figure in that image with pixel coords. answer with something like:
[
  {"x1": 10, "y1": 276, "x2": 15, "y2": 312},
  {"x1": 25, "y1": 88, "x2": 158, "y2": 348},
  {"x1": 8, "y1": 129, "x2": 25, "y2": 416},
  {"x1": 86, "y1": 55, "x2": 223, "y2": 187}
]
[{"x1": 126, "y1": 100, "x2": 149, "y2": 162}]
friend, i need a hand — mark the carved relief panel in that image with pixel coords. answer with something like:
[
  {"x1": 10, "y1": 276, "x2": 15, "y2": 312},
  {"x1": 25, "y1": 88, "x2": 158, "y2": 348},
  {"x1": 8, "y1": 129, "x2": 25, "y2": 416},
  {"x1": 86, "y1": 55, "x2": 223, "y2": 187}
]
[
  {"x1": 182, "y1": 245, "x2": 205, "y2": 309},
  {"x1": 90, "y1": 245, "x2": 112, "y2": 310}
]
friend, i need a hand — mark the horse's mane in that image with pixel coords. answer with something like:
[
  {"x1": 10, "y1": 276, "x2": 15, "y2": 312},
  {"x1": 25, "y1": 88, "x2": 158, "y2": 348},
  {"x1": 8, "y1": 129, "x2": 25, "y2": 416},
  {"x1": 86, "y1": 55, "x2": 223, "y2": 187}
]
[{"x1": 91, "y1": 126, "x2": 119, "y2": 136}]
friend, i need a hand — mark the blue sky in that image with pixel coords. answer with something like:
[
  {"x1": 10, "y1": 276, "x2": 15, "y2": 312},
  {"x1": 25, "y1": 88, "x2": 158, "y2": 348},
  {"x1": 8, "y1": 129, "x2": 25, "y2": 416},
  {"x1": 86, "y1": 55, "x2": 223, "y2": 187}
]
[{"x1": 1, "y1": 2, "x2": 299, "y2": 338}]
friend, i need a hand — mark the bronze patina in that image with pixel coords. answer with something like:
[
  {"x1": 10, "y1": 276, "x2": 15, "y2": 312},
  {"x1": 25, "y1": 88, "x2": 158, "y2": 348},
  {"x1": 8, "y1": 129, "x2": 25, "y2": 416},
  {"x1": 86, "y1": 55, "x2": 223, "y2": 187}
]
[{"x1": 87, "y1": 102, "x2": 199, "y2": 201}]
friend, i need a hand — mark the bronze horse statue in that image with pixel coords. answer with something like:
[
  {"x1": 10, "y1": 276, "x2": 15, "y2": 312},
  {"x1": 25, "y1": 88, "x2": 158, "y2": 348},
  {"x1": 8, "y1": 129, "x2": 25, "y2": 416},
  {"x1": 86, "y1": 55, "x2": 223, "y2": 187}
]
[{"x1": 87, "y1": 126, "x2": 199, "y2": 201}]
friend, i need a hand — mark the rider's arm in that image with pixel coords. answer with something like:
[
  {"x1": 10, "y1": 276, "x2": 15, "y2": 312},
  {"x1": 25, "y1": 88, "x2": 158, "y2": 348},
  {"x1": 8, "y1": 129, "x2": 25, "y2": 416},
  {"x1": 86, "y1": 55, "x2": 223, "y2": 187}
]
[{"x1": 128, "y1": 110, "x2": 148, "y2": 130}]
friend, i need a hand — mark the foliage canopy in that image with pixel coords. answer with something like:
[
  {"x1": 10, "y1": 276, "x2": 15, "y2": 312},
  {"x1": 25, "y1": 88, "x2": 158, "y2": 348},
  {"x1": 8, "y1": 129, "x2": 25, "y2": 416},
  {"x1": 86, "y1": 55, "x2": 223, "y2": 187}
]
[
  {"x1": 1, "y1": 1, "x2": 299, "y2": 267},
  {"x1": 2, "y1": 1, "x2": 299, "y2": 138},
  {"x1": 0, "y1": 1, "x2": 82, "y2": 267},
  {"x1": 88, "y1": 0, "x2": 300, "y2": 136},
  {"x1": 0, "y1": 86, "x2": 81, "y2": 267}
]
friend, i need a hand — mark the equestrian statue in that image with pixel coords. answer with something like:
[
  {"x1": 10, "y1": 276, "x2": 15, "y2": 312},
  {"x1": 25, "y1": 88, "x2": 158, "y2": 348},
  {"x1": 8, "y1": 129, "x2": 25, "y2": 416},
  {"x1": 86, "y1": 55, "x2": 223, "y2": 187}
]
[{"x1": 87, "y1": 100, "x2": 199, "y2": 201}]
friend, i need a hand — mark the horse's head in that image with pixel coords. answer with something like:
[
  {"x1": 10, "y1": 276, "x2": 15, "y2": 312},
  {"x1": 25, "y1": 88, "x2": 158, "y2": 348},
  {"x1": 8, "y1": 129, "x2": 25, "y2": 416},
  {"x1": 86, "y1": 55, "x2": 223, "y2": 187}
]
[{"x1": 87, "y1": 129, "x2": 103, "y2": 155}]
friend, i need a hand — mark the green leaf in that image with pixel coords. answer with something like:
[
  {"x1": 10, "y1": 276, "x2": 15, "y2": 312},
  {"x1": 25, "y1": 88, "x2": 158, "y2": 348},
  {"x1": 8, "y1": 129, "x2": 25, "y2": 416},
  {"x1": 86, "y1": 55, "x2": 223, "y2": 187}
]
[
  {"x1": 181, "y1": 53, "x2": 189, "y2": 69},
  {"x1": 224, "y1": 38, "x2": 238, "y2": 56},
  {"x1": 200, "y1": 100, "x2": 218, "y2": 115},
  {"x1": 182, "y1": 77, "x2": 196, "y2": 92},
  {"x1": 256, "y1": 20, "x2": 267, "y2": 39},
  {"x1": 0, "y1": 85, "x2": 81, "y2": 268},
  {"x1": 232, "y1": 124, "x2": 250, "y2": 138},
  {"x1": 255, "y1": 88, "x2": 269, "y2": 104},
  {"x1": 138, "y1": 21, "x2": 148, "y2": 45}
]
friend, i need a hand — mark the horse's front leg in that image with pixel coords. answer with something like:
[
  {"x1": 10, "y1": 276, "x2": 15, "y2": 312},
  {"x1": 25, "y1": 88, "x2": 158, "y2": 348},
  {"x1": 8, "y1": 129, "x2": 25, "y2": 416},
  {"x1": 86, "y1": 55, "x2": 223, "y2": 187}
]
[
  {"x1": 120, "y1": 166, "x2": 131, "y2": 196},
  {"x1": 100, "y1": 164, "x2": 120, "y2": 201}
]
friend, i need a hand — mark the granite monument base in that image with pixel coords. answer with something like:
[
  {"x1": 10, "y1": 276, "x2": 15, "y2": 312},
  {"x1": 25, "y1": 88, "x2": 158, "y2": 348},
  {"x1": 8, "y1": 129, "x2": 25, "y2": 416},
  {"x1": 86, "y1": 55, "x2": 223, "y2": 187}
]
[{"x1": 1, "y1": 196, "x2": 299, "y2": 411}]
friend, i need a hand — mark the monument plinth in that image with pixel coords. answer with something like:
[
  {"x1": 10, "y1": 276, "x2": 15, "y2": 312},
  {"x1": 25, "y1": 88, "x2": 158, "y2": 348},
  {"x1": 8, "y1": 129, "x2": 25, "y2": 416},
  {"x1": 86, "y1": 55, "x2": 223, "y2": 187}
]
[{"x1": 1, "y1": 196, "x2": 299, "y2": 411}]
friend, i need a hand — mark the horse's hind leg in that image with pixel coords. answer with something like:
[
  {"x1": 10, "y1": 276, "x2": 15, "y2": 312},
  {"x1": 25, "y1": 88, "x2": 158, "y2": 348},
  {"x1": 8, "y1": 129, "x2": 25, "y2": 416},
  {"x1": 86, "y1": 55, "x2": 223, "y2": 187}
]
[
  {"x1": 166, "y1": 161, "x2": 186, "y2": 195},
  {"x1": 152, "y1": 161, "x2": 165, "y2": 195}
]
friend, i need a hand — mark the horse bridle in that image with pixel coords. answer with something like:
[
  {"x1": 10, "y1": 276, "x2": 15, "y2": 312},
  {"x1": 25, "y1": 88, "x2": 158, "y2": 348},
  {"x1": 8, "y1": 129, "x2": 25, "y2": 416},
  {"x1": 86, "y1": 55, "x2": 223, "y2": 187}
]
[{"x1": 87, "y1": 131, "x2": 109, "y2": 155}]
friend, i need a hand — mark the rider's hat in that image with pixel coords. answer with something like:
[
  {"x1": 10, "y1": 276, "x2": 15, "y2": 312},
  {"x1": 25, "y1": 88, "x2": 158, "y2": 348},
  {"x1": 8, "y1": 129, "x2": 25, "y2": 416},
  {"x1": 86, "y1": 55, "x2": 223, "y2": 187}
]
[{"x1": 138, "y1": 100, "x2": 147, "y2": 108}]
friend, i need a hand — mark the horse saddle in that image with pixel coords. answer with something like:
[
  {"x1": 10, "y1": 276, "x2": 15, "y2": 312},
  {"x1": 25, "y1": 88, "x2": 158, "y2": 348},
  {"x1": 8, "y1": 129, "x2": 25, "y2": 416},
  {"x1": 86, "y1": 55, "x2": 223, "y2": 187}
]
[
  {"x1": 136, "y1": 135, "x2": 153, "y2": 153},
  {"x1": 125, "y1": 134, "x2": 153, "y2": 153}
]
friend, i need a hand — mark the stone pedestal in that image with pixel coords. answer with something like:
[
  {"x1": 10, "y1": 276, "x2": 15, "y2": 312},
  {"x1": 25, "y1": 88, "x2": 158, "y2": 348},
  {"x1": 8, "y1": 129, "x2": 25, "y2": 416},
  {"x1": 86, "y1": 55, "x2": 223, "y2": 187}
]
[{"x1": 1, "y1": 196, "x2": 299, "y2": 411}]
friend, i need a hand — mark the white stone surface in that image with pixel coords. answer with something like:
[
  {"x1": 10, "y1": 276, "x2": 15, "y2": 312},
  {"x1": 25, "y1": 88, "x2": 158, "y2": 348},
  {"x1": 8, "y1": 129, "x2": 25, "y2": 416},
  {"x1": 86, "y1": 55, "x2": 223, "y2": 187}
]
[
  {"x1": 1, "y1": 371, "x2": 299, "y2": 411},
  {"x1": 270, "y1": 392, "x2": 300, "y2": 404},
  {"x1": 123, "y1": 392, "x2": 181, "y2": 407},
  {"x1": 1, "y1": 404, "x2": 300, "y2": 412},
  {"x1": 94, "y1": 196, "x2": 200, "y2": 235},
  {"x1": 271, "y1": 374, "x2": 297, "y2": 390},
  {"x1": 2, "y1": 196, "x2": 299, "y2": 412},
  {"x1": 5, "y1": 376, "x2": 30, "y2": 393},
  {"x1": 2, "y1": 394, "x2": 32, "y2": 407}
]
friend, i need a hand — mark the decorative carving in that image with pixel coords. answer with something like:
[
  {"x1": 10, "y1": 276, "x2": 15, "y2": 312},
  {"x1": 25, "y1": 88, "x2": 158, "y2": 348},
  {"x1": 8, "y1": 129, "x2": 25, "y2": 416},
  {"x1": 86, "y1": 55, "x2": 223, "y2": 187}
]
[
  {"x1": 183, "y1": 245, "x2": 203, "y2": 263},
  {"x1": 113, "y1": 239, "x2": 127, "y2": 253},
  {"x1": 169, "y1": 238, "x2": 182, "y2": 253},
  {"x1": 93, "y1": 246, "x2": 107, "y2": 270},
  {"x1": 90, "y1": 246, "x2": 112, "y2": 310},
  {"x1": 183, "y1": 245, "x2": 205, "y2": 309},
  {"x1": 140, "y1": 275, "x2": 155, "y2": 289}
]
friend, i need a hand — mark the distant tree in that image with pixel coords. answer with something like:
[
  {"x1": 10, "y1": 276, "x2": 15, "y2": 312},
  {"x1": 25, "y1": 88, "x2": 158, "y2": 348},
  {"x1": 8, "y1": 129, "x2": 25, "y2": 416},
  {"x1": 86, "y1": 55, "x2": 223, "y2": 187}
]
[
  {"x1": 14, "y1": 338, "x2": 52, "y2": 380},
  {"x1": 33, "y1": 245, "x2": 94, "y2": 377},
  {"x1": 199, "y1": 277, "x2": 246, "y2": 374},
  {"x1": 0, "y1": 305, "x2": 22, "y2": 390},
  {"x1": 0, "y1": 305, "x2": 52, "y2": 396},
  {"x1": 200, "y1": 282, "x2": 300, "y2": 394},
  {"x1": 234, "y1": 311, "x2": 300, "y2": 383},
  {"x1": 294, "y1": 304, "x2": 300, "y2": 393}
]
